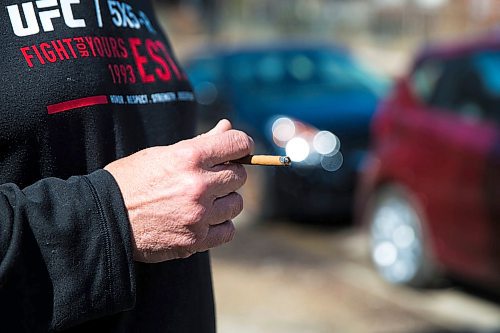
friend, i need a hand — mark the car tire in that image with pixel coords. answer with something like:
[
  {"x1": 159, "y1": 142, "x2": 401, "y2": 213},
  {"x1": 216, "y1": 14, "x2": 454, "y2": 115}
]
[{"x1": 366, "y1": 184, "x2": 440, "y2": 288}]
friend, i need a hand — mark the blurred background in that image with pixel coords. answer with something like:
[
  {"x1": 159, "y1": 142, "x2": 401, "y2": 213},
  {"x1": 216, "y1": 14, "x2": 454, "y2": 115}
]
[{"x1": 155, "y1": 1, "x2": 500, "y2": 332}]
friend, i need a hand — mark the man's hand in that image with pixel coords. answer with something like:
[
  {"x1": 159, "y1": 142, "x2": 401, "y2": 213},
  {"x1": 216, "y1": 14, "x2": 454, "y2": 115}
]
[{"x1": 104, "y1": 119, "x2": 253, "y2": 263}]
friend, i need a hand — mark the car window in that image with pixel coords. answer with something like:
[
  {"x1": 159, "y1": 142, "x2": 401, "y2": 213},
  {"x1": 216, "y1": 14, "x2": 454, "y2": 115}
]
[
  {"x1": 226, "y1": 50, "x2": 387, "y2": 96},
  {"x1": 427, "y1": 57, "x2": 469, "y2": 110},
  {"x1": 228, "y1": 51, "x2": 318, "y2": 86},
  {"x1": 417, "y1": 55, "x2": 500, "y2": 125},
  {"x1": 256, "y1": 54, "x2": 287, "y2": 83},
  {"x1": 186, "y1": 57, "x2": 221, "y2": 83},
  {"x1": 185, "y1": 57, "x2": 222, "y2": 106},
  {"x1": 411, "y1": 60, "x2": 444, "y2": 103},
  {"x1": 289, "y1": 54, "x2": 315, "y2": 81},
  {"x1": 318, "y1": 52, "x2": 388, "y2": 95}
]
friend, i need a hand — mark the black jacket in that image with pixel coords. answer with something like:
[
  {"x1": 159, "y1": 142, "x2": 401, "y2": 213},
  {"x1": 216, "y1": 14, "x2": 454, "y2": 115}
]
[{"x1": 0, "y1": 0, "x2": 215, "y2": 331}]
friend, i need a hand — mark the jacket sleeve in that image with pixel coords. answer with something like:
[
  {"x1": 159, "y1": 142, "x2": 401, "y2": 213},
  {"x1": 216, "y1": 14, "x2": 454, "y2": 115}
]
[{"x1": 0, "y1": 169, "x2": 136, "y2": 331}]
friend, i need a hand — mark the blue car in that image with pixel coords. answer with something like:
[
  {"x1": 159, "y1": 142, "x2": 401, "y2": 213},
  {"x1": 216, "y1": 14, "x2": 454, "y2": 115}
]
[{"x1": 184, "y1": 42, "x2": 389, "y2": 221}]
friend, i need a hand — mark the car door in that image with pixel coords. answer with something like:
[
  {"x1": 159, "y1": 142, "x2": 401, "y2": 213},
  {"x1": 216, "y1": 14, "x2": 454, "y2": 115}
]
[{"x1": 408, "y1": 53, "x2": 499, "y2": 281}]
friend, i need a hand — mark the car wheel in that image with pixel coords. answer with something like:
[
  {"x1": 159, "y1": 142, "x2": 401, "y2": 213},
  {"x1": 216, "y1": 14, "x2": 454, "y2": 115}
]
[{"x1": 367, "y1": 185, "x2": 439, "y2": 287}]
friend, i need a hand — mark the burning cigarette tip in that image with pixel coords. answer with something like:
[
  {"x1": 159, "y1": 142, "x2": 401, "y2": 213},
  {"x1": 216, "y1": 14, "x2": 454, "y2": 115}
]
[{"x1": 279, "y1": 156, "x2": 292, "y2": 166}]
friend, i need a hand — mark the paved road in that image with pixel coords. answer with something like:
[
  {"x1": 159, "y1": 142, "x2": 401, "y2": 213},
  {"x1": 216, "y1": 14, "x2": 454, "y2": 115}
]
[{"x1": 211, "y1": 217, "x2": 500, "y2": 333}]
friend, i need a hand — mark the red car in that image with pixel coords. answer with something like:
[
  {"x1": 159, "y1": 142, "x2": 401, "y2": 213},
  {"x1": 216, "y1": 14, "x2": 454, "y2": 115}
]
[{"x1": 357, "y1": 34, "x2": 500, "y2": 288}]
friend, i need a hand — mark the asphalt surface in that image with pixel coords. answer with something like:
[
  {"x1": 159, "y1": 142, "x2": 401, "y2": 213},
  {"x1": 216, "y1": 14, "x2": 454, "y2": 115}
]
[{"x1": 211, "y1": 216, "x2": 500, "y2": 333}]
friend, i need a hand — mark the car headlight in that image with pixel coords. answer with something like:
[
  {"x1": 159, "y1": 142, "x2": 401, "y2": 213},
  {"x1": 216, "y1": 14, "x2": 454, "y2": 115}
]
[
  {"x1": 272, "y1": 117, "x2": 296, "y2": 143},
  {"x1": 285, "y1": 137, "x2": 310, "y2": 162},
  {"x1": 270, "y1": 116, "x2": 343, "y2": 171}
]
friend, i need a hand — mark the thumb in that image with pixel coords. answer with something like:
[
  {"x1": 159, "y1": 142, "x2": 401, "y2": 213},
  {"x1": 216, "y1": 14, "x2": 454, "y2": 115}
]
[{"x1": 202, "y1": 119, "x2": 233, "y2": 137}]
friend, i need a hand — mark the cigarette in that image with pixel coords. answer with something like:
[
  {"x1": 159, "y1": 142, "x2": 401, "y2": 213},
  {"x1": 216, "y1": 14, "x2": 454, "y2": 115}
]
[{"x1": 232, "y1": 155, "x2": 292, "y2": 166}]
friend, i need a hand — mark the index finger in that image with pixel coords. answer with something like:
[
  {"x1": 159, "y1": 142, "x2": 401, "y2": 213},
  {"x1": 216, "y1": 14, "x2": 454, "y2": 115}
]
[{"x1": 197, "y1": 130, "x2": 254, "y2": 167}]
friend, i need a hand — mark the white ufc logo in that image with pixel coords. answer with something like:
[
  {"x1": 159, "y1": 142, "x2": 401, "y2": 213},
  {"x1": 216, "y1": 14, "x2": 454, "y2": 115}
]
[{"x1": 7, "y1": 0, "x2": 85, "y2": 37}]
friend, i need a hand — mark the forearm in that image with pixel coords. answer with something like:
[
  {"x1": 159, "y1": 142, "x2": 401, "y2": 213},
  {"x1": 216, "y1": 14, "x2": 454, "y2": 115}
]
[{"x1": 0, "y1": 170, "x2": 135, "y2": 331}]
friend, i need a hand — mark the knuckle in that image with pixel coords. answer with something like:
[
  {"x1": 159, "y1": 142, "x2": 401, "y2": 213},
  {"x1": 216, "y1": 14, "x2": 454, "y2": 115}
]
[
  {"x1": 186, "y1": 174, "x2": 209, "y2": 201},
  {"x1": 177, "y1": 145, "x2": 202, "y2": 166},
  {"x1": 178, "y1": 229, "x2": 203, "y2": 249},
  {"x1": 229, "y1": 130, "x2": 253, "y2": 154},
  {"x1": 213, "y1": 164, "x2": 246, "y2": 189},
  {"x1": 185, "y1": 204, "x2": 207, "y2": 226}
]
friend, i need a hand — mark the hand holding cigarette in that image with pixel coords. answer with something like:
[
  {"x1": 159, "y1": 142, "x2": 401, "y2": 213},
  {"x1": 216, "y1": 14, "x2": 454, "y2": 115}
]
[
  {"x1": 232, "y1": 155, "x2": 291, "y2": 166},
  {"x1": 105, "y1": 119, "x2": 253, "y2": 263}
]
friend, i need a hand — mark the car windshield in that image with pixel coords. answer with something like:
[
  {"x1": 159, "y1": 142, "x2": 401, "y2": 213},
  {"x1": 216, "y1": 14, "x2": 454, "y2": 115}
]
[{"x1": 226, "y1": 50, "x2": 388, "y2": 97}]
